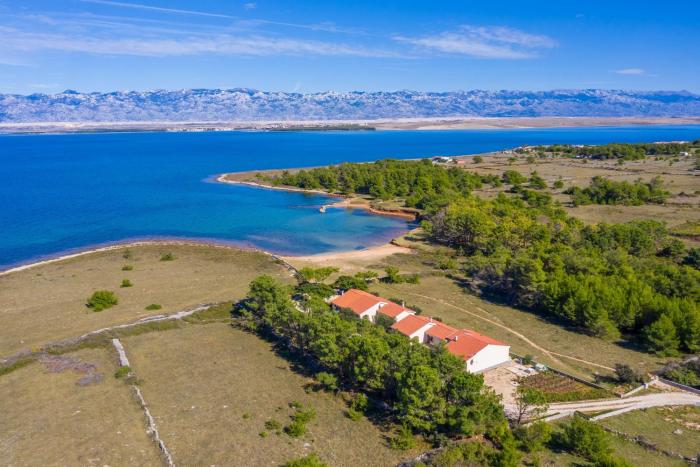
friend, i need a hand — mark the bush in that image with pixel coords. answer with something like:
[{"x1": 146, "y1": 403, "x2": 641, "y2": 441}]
[
  {"x1": 284, "y1": 406, "x2": 315, "y2": 437},
  {"x1": 315, "y1": 371, "x2": 338, "y2": 392},
  {"x1": 502, "y1": 170, "x2": 527, "y2": 185},
  {"x1": 282, "y1": 453, "x2": 327, "y2": 467},
  {"x1": 120, "y1": 279, "x2": 133, "y2": 288},
  {"x1": 86, "y1": 290, "x2": 118, "y2": 311},
  {"x1": 121, "y1": 265, "x2": 133, "y2": 271},
  {"x1": 160, "y1": 252, "x2": 176, "y2": 261},
  {"x1": 264, "y1": 419, "x2": 281, "y2": 430},
  {"x1": 553, "y1": 180, "x2": 564, "y2": 189},
  {"x1": 472, "y1": 156, "x2": 484, "y2": 163},
  {"x1": 389, "y1": 424, "x2": 416, "y2": 450},
  {"x1": 145, "y1": 303, "x2": 162, "y2": 310},
  {"x1": 557, "y1": 414, "x2": 611, "y2": 461},
  {"x1": 614, "y1": 363, "x2": 640, "y2": 384},
  {"x1": 284, "y1": 420, "x2": 306, "y2": 437},
  {"x1": 114, "y1": 365, "x2": 131, "y2": 379}
]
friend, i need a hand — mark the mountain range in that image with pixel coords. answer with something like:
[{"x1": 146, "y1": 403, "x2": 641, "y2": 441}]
[{"x1": 1, "y1": 89, "x2": 699, "y2": 122}]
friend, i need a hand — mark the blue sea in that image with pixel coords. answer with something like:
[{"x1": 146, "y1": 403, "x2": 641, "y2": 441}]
[{"x1": 1, "y1": 125, "x2": 699, "y2": 269}]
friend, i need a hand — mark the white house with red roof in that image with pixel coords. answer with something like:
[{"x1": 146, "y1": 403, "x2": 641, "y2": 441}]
[
  {"x1": 330, "y1": 289, "x2": 415, "y2": 323},
  {"x1": 331, "y1": 289, "x2": 510, "y2": 373}
]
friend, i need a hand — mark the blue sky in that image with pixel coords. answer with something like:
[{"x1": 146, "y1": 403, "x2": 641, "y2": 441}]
[{"x1": 1, "y1": 0, "x2": 698, "y2": 94}]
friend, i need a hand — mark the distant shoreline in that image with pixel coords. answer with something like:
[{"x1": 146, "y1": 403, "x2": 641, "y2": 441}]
[{"x1": 2, "y1": 116, "x2": 700, "y2": 135}]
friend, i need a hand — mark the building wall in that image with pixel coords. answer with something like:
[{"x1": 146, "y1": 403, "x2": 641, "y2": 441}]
[
  {"x1": 360, "y1": 303, "x2": 384, "y2": 322},
  {"x1": 466, "y1": 345, "x2": 511, "y2": 373},
  {"x1": 409, "y1": 323, "x2": 435, "y2": 344}
]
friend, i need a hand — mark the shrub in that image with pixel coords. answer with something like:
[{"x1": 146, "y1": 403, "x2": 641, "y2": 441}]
[
  {"x1": 282, "y1": 453, "x2": 327, "y2": 467},
  {"x1": 614, "y1": 363, "x2": 640, "y2": 384},
  {"x1": 121, "y1": 265, "x2": 133, "y2": 271},
  {"x1": 284, "y1": 405, "x2": 315, "y2": 437},
  {"x1": 502, "y1": 170, "x2": 527, "y2": 185},
  {"x1": 315, "y1": 371, "x2": 338, "y2": 392},
  {"x1": 557, "y1": 414, "x2": 611, "y2": 461},
  {"x1": 553, "y1": 179, "x2": 564, "y2": 189},
  {"x1": 145, "y1": 303, "x2": 162, "y2": 310},
  {"x1": 160, "y1": 252, "x2": 176, "y2": 261},
  {"x1": 264, "y1": 419, "x2": 282, "y2": 431},
  {"x1": 437, "y1": 256, "x2": 458, "y2": 270},
  {"x1": 120, "y1": 279, "x2": 133, "y2": 288},
  {"x1": 86, "y1": 290, "x2": 118, "y2": 311},
  {"x1": 405, "y1": 274, "x2": 420, "y2": 284},
  {"x1": 472, "y1": 156, "x2": 484, "y2": 163},
  {"x1": 258, "y1": 431, "x2": 268, "y2": 438},
  {"x1": 333, "y1": 275, "x2": 368, "y2": 291},
  {"x1": 389, "y1": 424, "x2": 415, "y2": 450},
  {"x1": 351, "y1": 393, "x2": 369, "y2": 413},
  {"x1": 114, "y1": 365, "x2": 131, "y2": 379},
  {"x1": 122, "y1": 249, "x2": 132, "y2": 259},
  {"x1": 514, "y1": 420, "x2": 551, "y2": 452},
  {"x1": 284, "y1": 420, "x2": 306, "y2": 437}
]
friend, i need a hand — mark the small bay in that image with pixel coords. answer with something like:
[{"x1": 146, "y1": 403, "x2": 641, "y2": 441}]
[{"x1": 1, "y1": 125, "x2": 699, "y2": 268}]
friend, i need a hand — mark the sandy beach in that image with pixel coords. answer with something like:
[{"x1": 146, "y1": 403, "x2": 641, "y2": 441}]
[{"x1": 0, "y1": 238, "x2": 410, "y2": 277}]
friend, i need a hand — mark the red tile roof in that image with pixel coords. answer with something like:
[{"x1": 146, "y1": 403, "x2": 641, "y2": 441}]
[
  {"x1": 391, "y1": 315, "x2": 432, "y2": 337},
  {"x1": 377, "y1": 301, "x2": 410, "y2": 319},
  {"x1": 331, "y1": 289, "x2": 381, "y2": 316},
  {"x1": 445, "y1": 330, "x2": 507, "y2": 361},
  {"x1": 425, "y1": 321, "x2": 458, "y2": 340}
]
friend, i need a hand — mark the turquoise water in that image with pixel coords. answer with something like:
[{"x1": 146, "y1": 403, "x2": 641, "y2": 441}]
[{"x1": 1, "y1": 126, "x2": 699, "y2": 268}]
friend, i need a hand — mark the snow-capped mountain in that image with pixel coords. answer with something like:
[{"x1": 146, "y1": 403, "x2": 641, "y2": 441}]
[{"x1": 1, "y1": 89, "x2": 699, "y2": 122}]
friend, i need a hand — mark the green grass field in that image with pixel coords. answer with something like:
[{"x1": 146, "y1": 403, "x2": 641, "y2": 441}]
[{"x1": 598, "y1": 406, "x2": 700, "y2": 459}]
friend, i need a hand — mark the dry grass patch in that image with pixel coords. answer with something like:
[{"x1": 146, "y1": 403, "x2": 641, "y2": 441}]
[
  {"x1": 0, "y1": 243, "x2": 292, "y2": 357},
  {"x1": 122, "y1": 323, "x2": 413, "y2": 467},
  {"x1": 0, "y1": 347, "x2": 159, "y2": 465},
  {"x1": 598, "y1": 406, "x2": 700, "y2": 459}
]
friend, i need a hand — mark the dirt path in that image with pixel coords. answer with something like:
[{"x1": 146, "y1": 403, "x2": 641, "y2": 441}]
[
  {"x1": 390, "y1": 288, "x2": 615, "y2": 373},
  {"x1": 543, "y1": 392, "x2": 700, "y2": 421}
]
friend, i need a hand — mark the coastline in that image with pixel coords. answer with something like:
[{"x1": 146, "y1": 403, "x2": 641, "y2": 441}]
[
  {"x1": 216, "y1": 174, "x2": 419, "y2": 220},
  {"x1": 0, "y1": 238, "x2": 412, "y2": 277},
  {"x1": 3, "y1": 116, "x2": 700, "y2": 135}
]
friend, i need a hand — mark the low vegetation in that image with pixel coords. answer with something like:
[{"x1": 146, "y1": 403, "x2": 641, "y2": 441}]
[
  {"x1": 526, "y1": 142, "x2": 697, "y2": 161},
  {"x1": 565, "y1": 176, "x2": 669, "y2": 206},
  {"x1": 86, "y1": 290, "x2": 118, "y2": 311},
  {"x1": 519, "y1": 372, "x2": 610, "y2": 402}
]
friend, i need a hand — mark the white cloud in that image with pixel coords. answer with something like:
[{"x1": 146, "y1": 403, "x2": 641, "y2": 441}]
[
  {"x1": 244, "y1": 3, "x2": 257, "y2": 10},
  {"x1": 0, "y1": 27, "x2": 396, "y2": 58},
  {"x1": 395, "y1": 25, "x2": 556, "y2": 59},
  {"x1": 614, "y1": 68, "x2": 646, "y2": 75},
  {"x1": 80, "y1": 0, "x2": 237, "y2": 19}
]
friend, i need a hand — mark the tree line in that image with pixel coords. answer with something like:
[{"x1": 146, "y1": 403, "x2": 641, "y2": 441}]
[
  {"x1": 263, "y1": 158, "x2": 500, "y2": 210},
  {"x1": 236, "y1": 275, "x2": 519, "y2": 463},
  {"x1": 564, "y1": 176, "x2": 669, "y2": 206},
  {"x1": 525, "y1": 142, "x2": 697, "y2": 161},
  {"x1": 424, "y1": 194, "x2": 700, "y2": 356}
]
